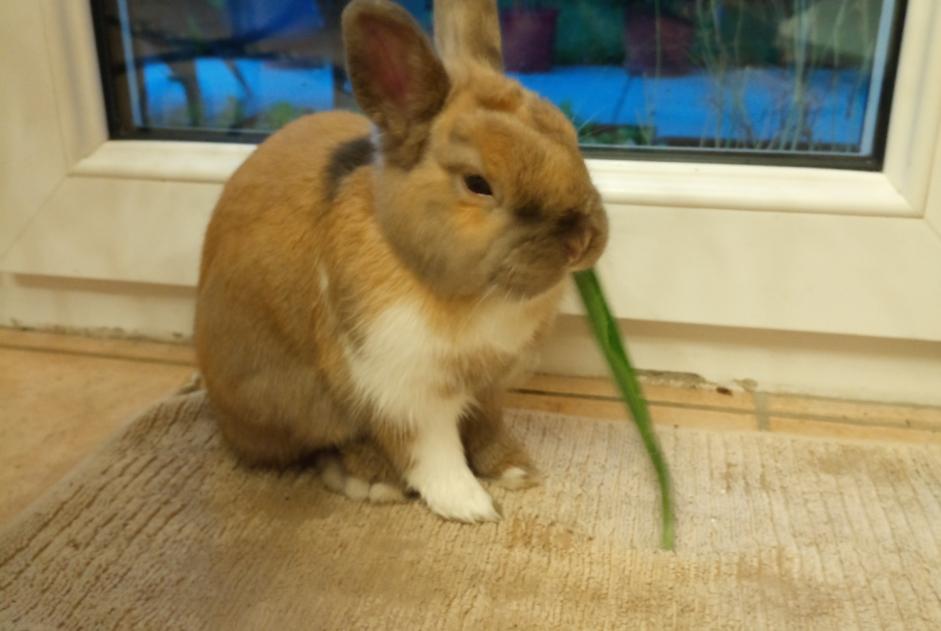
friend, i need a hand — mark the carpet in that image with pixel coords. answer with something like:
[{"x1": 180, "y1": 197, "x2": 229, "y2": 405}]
[{"x1": 2, "y1": 390, "x2": 940, "y2": 630}]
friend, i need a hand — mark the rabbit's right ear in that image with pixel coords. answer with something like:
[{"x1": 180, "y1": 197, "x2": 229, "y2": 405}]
[
  {"x1": 434, "y1": 0, "x2": 503, "y2": 70},
  {"x1": 343, "y1": 0, "x2": 450, "y2": 168}
]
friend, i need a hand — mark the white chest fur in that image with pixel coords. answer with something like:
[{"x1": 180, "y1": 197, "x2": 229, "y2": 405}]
[{"x1": 344, "y1": 297, "x2": 545, "y2": 426}]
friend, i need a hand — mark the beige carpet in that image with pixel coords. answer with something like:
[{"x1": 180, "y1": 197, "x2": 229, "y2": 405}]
[{"x1": 2, "y1": 391, "x2": 940, "y2": 630}]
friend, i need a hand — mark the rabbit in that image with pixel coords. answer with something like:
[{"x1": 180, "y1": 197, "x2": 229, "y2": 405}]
[{"x1": 194, "y1": 0, "x2": 608, "y2": 523}]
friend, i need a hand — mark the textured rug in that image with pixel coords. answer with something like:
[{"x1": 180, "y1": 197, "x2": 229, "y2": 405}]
[{"x1": 2, "y1": 390, "x2": 940, "y2": 630}]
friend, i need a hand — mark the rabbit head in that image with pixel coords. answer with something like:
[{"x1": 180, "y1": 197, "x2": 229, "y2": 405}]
[{"x1": 342, "y1": 0, "x2": 607, "y2": 300}]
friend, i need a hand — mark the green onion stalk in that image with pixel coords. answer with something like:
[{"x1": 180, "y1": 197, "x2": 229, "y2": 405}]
[{"x1": 573, "y1": 269, "x2": 675, "y2": 551}]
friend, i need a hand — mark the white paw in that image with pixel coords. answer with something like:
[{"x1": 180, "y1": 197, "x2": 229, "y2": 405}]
[
  {"x1": 368, "y1": 482, "x2": 407, "y2": 504},
  {"x1": 316, "y1": 453, "x2": 346, "y2": 494},
  {"x1": 492, "y1": 465, "x2": 540, "y2": 491},
  {"x1": 412, "y1": 469, "x2": 500, "y2": 523},
  {"x1": 316, "y1": 452, "x2": 407, "y2": 504},
  {"x1": 343, "y1": 476, "x2": 371, "y2": 501}
]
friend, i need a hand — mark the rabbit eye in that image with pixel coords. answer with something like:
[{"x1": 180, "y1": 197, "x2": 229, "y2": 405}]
[{"x1": 464, "y1": 174, "x2": 493, "y2": 197}]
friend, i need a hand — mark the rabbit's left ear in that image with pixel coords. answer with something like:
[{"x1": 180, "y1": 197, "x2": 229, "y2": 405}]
[
  {"x1": 343, "y1": 0, "x2": 450, "y2": 167},
  {"x1": 433, "y1": 0, "x2": 503, "y2": 71}
]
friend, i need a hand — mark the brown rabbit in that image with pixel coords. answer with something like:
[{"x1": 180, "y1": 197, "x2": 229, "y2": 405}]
[{"x1": 195, "y1": 0, "x2": 608, "y2": 522}]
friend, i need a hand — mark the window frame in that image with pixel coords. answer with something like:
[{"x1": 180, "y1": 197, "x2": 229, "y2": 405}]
[{"x1": 2, "y1": 0, "x2": 941, "y2": 344}]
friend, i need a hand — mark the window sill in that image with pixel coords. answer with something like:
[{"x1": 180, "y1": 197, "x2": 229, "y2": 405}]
[
  {"x1": 72, "y1": 140, "x2": 254, "y2": 184},
  {"x1": 74, "y1": 140, "x2": 916, "y2": 218}
]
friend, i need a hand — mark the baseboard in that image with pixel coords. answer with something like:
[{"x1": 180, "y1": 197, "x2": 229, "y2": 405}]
[
  {"x1": 4, "y1": 273, "x2": 940, "y2": 406},
  {"x1": 1, "y1": 274, "x2": 195, "y2": 342},
  {"x1": 542, "y1": 316, "x2": 941, "y2": 406}
]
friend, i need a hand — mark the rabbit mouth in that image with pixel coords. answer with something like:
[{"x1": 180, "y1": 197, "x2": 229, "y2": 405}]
[{"x1": 489, "y1": 257, "x2": 568, "y2": 300}]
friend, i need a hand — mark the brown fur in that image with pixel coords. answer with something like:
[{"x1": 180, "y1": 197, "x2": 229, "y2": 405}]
[
  {"x1": 337, "y1": 438, "x2": 403, "y2": 487},
  {"x1": 461, "y1": 391, "x2": 539, "y2": 487},
  {"x1": 195, "y1": 0, "x2": 607, "y2": 518},
  {"x1": 434, "y1": 0, "x2": 503, "y2": 71}
]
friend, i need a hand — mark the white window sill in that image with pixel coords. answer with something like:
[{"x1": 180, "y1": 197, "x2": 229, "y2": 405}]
[{"x1": 74, "y1": 140, "x2": 915, "y2": 217}]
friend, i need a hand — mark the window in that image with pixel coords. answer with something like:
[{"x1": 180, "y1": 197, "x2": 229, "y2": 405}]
[{"x1": 93, "y1": 0, "x2": 905, "y2": 169}]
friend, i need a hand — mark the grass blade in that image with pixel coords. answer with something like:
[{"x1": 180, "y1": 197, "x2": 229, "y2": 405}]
[{"x1": 573, "y1": 268, "x2": 675, "y2": 550}]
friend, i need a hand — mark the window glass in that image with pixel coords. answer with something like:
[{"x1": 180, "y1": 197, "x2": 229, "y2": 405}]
[{"x1": 93, "y1": 0, "x2": 904, "y2": 167}]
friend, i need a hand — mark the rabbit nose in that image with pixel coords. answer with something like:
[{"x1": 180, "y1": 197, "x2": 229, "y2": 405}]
[
  {"x1": 565, "y1": 229, "x2": 594, "y2": 267},
  {"x1": 559, "y1": 211, "x2": 593, "y2": 266}
]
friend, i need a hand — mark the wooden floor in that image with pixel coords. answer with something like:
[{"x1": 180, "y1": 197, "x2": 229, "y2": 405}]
[{"x1": 2, "y1": 327, "x2": 940, "y2": 525}]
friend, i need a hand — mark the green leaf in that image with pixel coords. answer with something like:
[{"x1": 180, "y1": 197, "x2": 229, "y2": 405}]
[{"x1": 573, "y1": 268, "x2": 675, "y2": 550}]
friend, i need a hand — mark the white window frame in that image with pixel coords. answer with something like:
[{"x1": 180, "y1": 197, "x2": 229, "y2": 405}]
[{"x1": 2, "y1": 0, "x2": 941, "y2": 347}]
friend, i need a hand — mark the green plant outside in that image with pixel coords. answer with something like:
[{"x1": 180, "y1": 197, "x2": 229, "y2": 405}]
[{"x1": 559, "y1": 100, "x2": 654, "y2": 147}]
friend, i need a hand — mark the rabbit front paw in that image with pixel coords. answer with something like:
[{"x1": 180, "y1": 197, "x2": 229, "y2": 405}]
[{"x1": 410, "y1": 466, "x2": 500, "y2": 523}]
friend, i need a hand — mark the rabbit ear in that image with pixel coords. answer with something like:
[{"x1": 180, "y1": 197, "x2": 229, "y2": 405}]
[
  {"x1": 342, "y1": 0, "x2": 450, "y2": 167},
  {"x1": 434, "y1": 0, "x2": 503, "y2": 70}
]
